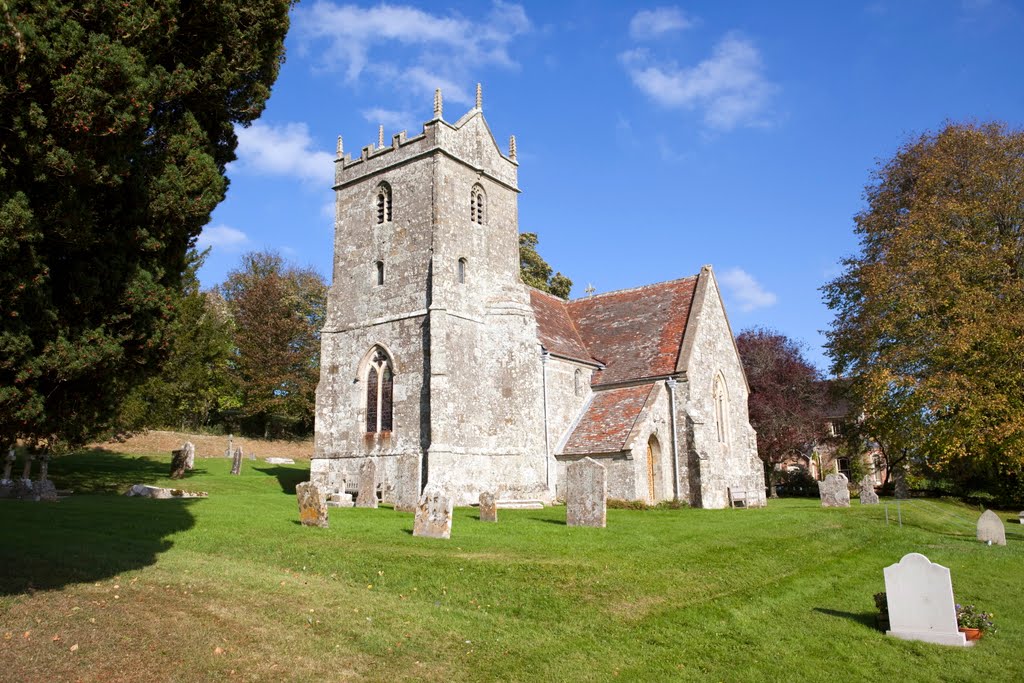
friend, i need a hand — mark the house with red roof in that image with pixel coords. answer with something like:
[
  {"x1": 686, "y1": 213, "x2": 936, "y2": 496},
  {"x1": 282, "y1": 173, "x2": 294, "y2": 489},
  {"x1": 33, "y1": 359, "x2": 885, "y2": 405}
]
[{"x1": 312, "y1": 90, "x2": 765, "y2": 509}]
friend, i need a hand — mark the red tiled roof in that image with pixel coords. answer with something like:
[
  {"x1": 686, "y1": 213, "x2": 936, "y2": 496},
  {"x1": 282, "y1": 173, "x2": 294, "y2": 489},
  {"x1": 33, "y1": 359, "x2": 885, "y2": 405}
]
[
  {"x1": 566, "y1": 276, "x2": 698, "y2": 386},
  {"x1": 528, "y1": 288, "x2": 593, "y2": 364},
  {"x1": 561, "y1": 384, "x2": 655, "y2": 455}
]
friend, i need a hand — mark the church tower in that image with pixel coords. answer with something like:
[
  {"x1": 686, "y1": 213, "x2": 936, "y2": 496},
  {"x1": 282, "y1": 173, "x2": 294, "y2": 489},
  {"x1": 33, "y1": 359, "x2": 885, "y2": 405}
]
[{"x1": 313, "y1": 87, "x2": 550, "y2": 507}]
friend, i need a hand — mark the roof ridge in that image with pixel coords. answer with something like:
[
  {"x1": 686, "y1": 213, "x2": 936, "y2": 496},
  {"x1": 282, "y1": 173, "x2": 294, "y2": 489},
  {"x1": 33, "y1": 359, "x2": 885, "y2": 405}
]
[{"x1": 567, "y1": 274, "x2": 699, "y2": 303}]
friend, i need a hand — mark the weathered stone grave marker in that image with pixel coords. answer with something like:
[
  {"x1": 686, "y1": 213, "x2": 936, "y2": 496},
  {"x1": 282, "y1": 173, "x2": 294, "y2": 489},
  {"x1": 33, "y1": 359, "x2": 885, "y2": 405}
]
[
  {"x1": 893, "y1": 468, "x2": 909, "y2": 499},
  {"x1": 883, "y1": 552, "x2": 969, "y2": 646},
  {"x1": 413, "y1": 486, "x2": 453, "y2": 539},
  {"x1": 0, "y1": 448, "x2": 16, "y2": 498},
  {"x1": 393, "y1": 453, "x2": 420, "y2": 513},
  {"x1": 169, "y1": 447, "x2": 189, "y2": 479},
  {"x1": 183, "y1": 441, "x2": 195, "y2": 470},
  {"x1": 566, "y1": 457, "x2": 606, "y2": 528},
  {"x1": 35, "y1": 453, "x2": 58, "y2": 502},
  {"x1": 859, "y1": 476, "x2": 879, "y2": 505},
  {"x1": 355, "y1": 459, "x2": 378, "y2": 508},
  {"x1": 230, "y1": 447, "x2": 243, "y2": 476},
  {"x1": 976, "y1": 509, "x2": 1006, "y2": 546},
  {"x1": 817, "y1": 472, "x2": 850, "y2": 508},
  {"x1": 296, "y1": 482, "x2": 329, "y2": 528},
  {"x1": 479, "y1": 491, "x2": 497, "y2": 522}
]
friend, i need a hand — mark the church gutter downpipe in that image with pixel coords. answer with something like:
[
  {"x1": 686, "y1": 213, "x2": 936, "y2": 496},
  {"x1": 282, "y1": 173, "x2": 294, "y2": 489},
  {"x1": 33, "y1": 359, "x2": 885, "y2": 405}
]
[
  {"x1": 666, "y1": 377, "x2": 680, "y2": 501},
  {"x1": 541, "y1": 350, "x2": 551, "y2": 491}
]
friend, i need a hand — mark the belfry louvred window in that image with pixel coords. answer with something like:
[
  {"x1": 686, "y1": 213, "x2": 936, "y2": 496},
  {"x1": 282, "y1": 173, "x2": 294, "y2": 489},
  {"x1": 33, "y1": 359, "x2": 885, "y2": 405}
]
[
  {"x1": 365, "y1": 348, "x2": 393, "y2": 433},
  {"x1": 470, "y1": 185, "x2": 485, "y2": 224},
  {"x1": 376, "y1": 183, "x2": 392, "y2": 224}
]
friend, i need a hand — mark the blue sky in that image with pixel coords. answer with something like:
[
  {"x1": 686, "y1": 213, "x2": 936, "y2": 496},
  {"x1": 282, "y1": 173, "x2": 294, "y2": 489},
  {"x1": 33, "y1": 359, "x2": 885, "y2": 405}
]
[{"x1": 198, "y1": 1, "x2": 1024, "y2": 371}]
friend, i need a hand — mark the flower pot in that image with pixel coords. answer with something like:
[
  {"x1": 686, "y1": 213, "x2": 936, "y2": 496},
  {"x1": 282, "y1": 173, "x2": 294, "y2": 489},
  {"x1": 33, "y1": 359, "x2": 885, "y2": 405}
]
[{"x1": 959, "y1": 627, "x2": 982, "y2": 641}]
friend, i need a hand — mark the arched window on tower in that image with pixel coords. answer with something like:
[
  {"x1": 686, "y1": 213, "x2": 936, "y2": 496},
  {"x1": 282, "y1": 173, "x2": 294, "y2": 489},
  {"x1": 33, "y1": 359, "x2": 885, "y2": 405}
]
[
  {"x1": 375, "y1": 260, "x2": 384, "y2": 286},
  {"x1": 457, "y1": 257, "x2": 467, "y2": 284},
  {"x1": 574, "y1": 368, "x2": 583, "y2": 396},
  {"x1": 713, "y1": 373, "x2": 729, "y2": 447},
  {"x1": 376, "y1": 182, "x2": 392, "y2": 224},
  {"x1": 365, "y1": 348, "x2": 394, "y2": 433},
  {"x1": 470, "y1": 185, "x2": 485, "y2": 225}
]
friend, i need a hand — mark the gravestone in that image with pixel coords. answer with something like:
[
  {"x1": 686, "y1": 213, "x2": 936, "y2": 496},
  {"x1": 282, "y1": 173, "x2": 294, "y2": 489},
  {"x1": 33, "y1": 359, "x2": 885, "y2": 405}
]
[
  {"x1": 393, "y1": 453, "x2": 420, "y2": 513},
  {"x1": 883, "y1": 552, "x2": 968, "y2": 646},
  {"x1": 230, "y1": 447, "x2": 243, "y2": 476},
  {"x1": 355, "y1": 459, "x2": 378, "y2": 508},
  {"x1": 976, "y1": 509, "x2": 1006, "y2": 546},
  {"x1": 859, "y1": 476, "x2": 879, "y2": 505},
  {"x1": 296, "y1": 482, "x2": 329, "y2": 528},
  {"x1": 169, "y1": 448, "x2": 189, "y2": 479},
  {"x1": 413, "y1": 486, "x2": 453, "y2": 539},
  {"x1": 1019, "y1": 511, "x2": 1023, "y2": 525},
  {"x1": 893, "y1": 468, "x2": 909, "y2": 499},
  {"x1": 265, "y1": 457, "x2": 295, "y2": 465},
  {"x1": 479, "y1": 491, "x2": 497, "y2": 522},
  {"x1": 0, "y1": 449, "x2": 14, "y2": 498},
  {"x1": 183, "y1": 441, "x2": 195, "y2": 470},
  {"x1": 34, "y1": 454, "x2": 58, "y2": 502},
  {"x1": 817, "y1": 473, "x2": 850, "y2": 508},
  {"x1": 566, "y1": 457, "x2": 606, "y2": 528},
  {"x1": 126, "y1": 484, "x2": 208, "y2": 499}
]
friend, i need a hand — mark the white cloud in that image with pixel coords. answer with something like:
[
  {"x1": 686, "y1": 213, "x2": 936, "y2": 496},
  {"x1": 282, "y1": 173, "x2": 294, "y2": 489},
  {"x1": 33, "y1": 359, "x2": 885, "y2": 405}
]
[
  {"x1": 620, "y1": 33, "x2": 778, "y2": 130},
  {"x1": 294, "y1": 1, "x2": 531, "y2": 104},
  {"x1": 629, "y1": 7, "x2": 694, "y2": 40},
  {"x1": 233, "y1": 121, "x2": 335, "y2": 187},
  {"x1": 197, "y1": 224, "x2": 250, "y2": 251},
  {"x1": 720, "y1": 267, "x2": 777, "y2": 312}
]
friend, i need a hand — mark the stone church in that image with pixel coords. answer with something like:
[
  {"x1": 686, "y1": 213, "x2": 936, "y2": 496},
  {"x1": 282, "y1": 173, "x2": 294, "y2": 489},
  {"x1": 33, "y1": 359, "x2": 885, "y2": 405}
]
[{"x1": 312, "y1": 88, "x2": 766, "y2": 509}]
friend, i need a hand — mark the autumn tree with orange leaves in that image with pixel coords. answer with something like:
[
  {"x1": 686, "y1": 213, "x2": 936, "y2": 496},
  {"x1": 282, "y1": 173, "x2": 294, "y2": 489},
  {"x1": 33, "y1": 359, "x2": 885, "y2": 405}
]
[{"x1": 823, "y1": 122, "x2": 1024, "y2": 501}]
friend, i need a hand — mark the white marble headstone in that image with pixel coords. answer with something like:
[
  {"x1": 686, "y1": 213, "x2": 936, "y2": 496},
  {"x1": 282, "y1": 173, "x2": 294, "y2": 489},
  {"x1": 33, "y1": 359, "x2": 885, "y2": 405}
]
[
  {"x1": 976, "y1": 509, "x2": 1006, "y2": 545},
  {"x1": 883, "y1": 553, "x2": 968, "y2": 647}
]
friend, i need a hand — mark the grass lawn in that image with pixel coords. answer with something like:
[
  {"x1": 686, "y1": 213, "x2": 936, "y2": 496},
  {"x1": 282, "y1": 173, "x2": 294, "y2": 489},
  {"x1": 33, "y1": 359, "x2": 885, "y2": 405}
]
[{"x1": 2, "y1": 450, "x2": 1022, "y2": 682}]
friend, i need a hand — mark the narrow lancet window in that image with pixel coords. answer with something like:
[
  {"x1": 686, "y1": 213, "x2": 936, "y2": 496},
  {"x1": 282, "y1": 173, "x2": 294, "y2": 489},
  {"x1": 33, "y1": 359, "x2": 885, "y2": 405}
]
[
  {"x1": 713, "y1": 374, "x2": 729, "y2": 446},
  {"x1": 574, "y1": 369, "x2": 583, "y2": 396},
  {"x1": 365, "y1": 348, "x2": 394, "y2": 433},
  {"x1": 458, "y1": 257, "x2": 467, "y2": 284},
  {"x1": 375, "y1": 260, "x2": 384, "y2": 285},
  {"x1": 376, "y1": 183, "x2": 392, "y2": 224}
]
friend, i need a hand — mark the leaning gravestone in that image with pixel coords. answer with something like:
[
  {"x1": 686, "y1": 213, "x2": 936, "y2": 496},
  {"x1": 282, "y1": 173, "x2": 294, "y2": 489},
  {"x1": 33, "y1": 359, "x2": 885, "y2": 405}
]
[
  {"x1": 566, "y1": 457, "x2": 607, "y2": 528},
  {"x1": 413, "y1": 486, "x2": 453, "y2": 539},
  {"x1": 296, "y1": 482, "x2": 329, "y2": 528},
  {"x1": 883, "y1": 552, "x2": 969, "y2": 646},
  {"x1": 479, "y1": 491, "x2": 498, "y2": 522},
  {"x1": 169, "y1": 448, "x2": 189, "y2": 479},
  {"x1": 230, "y1": 447, "x2": 243, "y2": 476},
  {"x1": 817, "y1": 472, "x2": 850, "y2": 508},
  {"x1": 976, "y1": 509, "x2": 1006, "y2": 546},
  {"x1": 859, "y1": 476, "x2": 879, "y2": 505},
  {"x1": 393, "y1": 453, "x2": 420, "y2": 513},
  {"x1": 182, "y1": 441, "x2": 195, "y2": 470},
  {"x1": 355, "y1": 459, "x2": 378, "y2": 508},
  {"x1": 893, "y1": 468, "x2": 909, "y2": 499}
]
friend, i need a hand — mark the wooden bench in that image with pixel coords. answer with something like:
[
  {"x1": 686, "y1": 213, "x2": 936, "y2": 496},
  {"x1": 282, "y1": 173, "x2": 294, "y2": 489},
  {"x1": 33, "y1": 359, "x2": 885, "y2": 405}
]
[{"x1": 728, "y1": 487, "x2": 755, "y2": 509}]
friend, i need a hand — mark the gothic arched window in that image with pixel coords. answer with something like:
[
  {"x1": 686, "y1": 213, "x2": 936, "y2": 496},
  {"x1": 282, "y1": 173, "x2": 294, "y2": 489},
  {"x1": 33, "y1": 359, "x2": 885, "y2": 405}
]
[
  {"x1": 470, "y1": 185, "x2": 485, "y2": 225},
  {"x1": 365, "y1": 348, "x2": 393, "y2": 433},
  {"x1": 376, "y1": 182, "x2": 392, "y2": 224},
  {"x1": 713, "y1": 373, "x2": 729, "y2": 446}
]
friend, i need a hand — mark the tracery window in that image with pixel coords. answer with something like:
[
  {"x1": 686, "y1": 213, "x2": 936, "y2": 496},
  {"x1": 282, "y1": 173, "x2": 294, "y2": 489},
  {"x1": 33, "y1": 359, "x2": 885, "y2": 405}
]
[
  {"x1": 365, "y1": 348, "x2": 393, "y2": 433},
  {"x1": 713, "y1": 373, "x2": 729, "y2": 446},
  {"x1": 376, "y1": 182, "x2": 392, "y2": 224},
  {"x1": 470, "y1": 185, "x2": 485, "y2": 225}
]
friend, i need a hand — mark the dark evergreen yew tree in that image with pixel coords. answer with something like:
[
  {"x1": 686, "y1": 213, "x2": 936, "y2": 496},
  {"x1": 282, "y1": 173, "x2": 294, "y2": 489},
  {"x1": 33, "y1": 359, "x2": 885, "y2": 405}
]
[
  {"x1": 519, "y1": 232, "x2": 572, "y2": 299},
  {"x1": 0, "y1": 1, "x2": 292, "y2": 451}
]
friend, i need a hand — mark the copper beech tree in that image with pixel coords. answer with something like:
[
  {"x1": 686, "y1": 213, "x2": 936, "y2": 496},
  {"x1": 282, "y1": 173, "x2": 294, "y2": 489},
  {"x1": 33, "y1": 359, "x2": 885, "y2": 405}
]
[
  {"x1": 735, "y1": 328, "x2": 827, "y2": 497},
  {"x1": 823, "y1": 122, "x2": 1024, "y2": 498}
]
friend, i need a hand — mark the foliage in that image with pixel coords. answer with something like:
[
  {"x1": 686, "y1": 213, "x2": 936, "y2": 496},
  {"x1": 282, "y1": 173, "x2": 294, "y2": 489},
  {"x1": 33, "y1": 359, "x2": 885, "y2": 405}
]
[
  {"x1": 116, "y1": 250, "x2": 236, "y2": 433},
  {"x1": 736, "y1": 327, "x2": 827, "y2": 497},
  {"x1": 519, "y1": 232, "x2": 572, "y2": 299},
  {"x1": 957, "y1": 603, "x2": 997, "y2": 633},
  {"x1": 775, "y1": 466, "x2": 818, "y2": 497},
  {"x1": 823, "y1": 122, "x2": 1024, "y2": 495},
  {"x1": 0, "y1": 0, "x2": 291, "y2": 452},
  {"x1": 874, "y1": 591, "x2": 888, "y2": 615},
  {"x1": 217, "y1": 251, "x2": 326, "y2": 438}
]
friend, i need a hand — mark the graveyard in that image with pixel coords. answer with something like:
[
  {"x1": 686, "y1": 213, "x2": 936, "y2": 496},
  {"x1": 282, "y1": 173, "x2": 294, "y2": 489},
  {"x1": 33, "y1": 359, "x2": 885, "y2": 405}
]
[{"x1": 2, "y1": 449, "x2": 1023, "y2": 682}]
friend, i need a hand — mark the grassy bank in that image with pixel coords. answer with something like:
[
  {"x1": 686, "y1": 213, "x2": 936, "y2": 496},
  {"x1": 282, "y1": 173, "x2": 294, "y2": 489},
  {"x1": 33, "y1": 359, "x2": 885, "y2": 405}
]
[{"x1": 2, "y1": 451, "x2": 1022, "y2": 682}]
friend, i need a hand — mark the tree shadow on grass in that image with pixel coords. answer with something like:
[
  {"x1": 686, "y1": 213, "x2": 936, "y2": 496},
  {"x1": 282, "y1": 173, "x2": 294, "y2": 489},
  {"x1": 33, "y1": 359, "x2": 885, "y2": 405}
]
[
  {"x1": 252, "y1": 465, "x2": 309, "y2": 495},
  {"x1": 49, "y1": 448, "x2": 179, "y2": 495},
  {"x1": 813, "y1": 607, "x2": 879, "y2": 630},
  {"x1": 0, "y1": 496, "x2": 196, "y2": 596}
]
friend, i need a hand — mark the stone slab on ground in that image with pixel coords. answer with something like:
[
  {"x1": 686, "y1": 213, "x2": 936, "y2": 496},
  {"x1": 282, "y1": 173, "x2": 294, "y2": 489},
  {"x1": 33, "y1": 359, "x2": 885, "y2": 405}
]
[
  {"x1": 818, "y1": 473, "x2": 850, "y2": 508},
  {"x1": 413, "y1": 487, "x2": 453, "y2": 539},
  {"x1": 327, "y1": 491, "x2": 354, "y2": 508},
  {"x1": 126, "y1": 484, "x2": 208, "y2": 499},
  {"x1": 296, "y1": 482, "x2": 328, "y2": 528},
  {"x1": 479, "y1": 492, "x2": 497, "y2": 522},
  {"x1": 884, "y1": 552, "x2": 969, "y2": 647},
  {"x1": 496, "y1": 499, "x2": 544, "y2": 510},
  {"x1": 566, "y1": 457, "x2": 606, "y2": 528},
  {"x1": 265, "y1": 457, "x2": 296, "y2": 465},
  {"x1": 976, "y1": 509, "x2": 1006, "y2": 545}
]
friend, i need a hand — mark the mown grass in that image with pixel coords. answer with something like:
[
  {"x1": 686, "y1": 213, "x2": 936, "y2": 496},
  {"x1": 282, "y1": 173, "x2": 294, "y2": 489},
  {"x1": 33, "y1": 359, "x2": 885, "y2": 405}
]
[{"x1": 2, "y1": 452, "x2": 1022, "y2": 682}]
